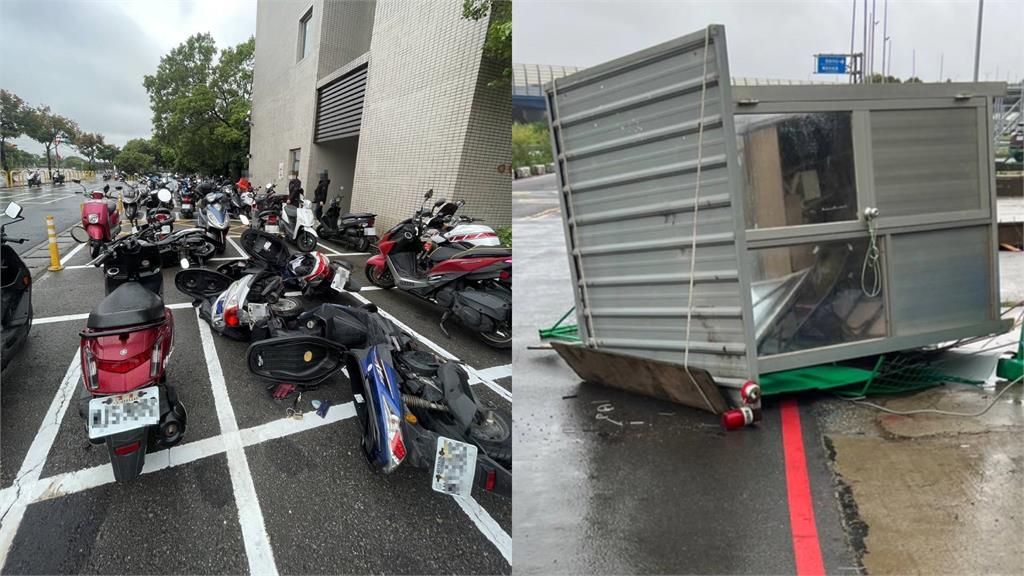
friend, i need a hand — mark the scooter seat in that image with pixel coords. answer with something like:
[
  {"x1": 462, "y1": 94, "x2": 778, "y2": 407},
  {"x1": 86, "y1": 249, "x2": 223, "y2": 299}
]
[
  {"x1": 87, "y1": 283, "x2": 165, "y2": 329},
  {"x1": 284, "y1": 205, "x2": 297, "y2": 219}
]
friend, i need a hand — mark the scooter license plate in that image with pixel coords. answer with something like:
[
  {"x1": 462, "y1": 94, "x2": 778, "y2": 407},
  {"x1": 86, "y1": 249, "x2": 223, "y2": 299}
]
[
  {"x1": 431, "y1": 436, "x2": 478, "y2": 497},
  {"x1": 362, "y1": 227, "x2": 376, "y2": 236},
  {"x1": 266, "y1": 225, "x2": 279, "y2": 234},
  {"x1": 87, "y1": 386, "x2": 160, "y2": 440},
  {"x1": 181, "y1": 203, "x2": 191, "y2": 209},
  {"x1": 330, "y1": 267, "x2": 351, "y2": 292},
  {"x1": 160, "y1": 225, "x2": 171, "y2": 234}
]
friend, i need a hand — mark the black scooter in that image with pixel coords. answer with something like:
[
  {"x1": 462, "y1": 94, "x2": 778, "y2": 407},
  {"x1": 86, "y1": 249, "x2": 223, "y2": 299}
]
[
  {"x1": 1, "y1": 202, "x2": 33, "y2": 371},
  {"x1": 317, "y1": 189, "x2": 377, "y2": 252}
]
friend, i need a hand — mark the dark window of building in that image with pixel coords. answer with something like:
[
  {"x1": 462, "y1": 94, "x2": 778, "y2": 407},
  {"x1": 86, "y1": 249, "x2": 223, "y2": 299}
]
[
  {"x1": 298, "y1": 8, "x2": 313, "y2": 62},
  {"x1": 290, "y1": 148, "x2": 301, "y2": 174}
]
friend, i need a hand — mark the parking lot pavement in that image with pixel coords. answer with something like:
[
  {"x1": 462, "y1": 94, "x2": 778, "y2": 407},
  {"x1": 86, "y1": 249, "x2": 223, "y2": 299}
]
[
  {"x1": 0, "y1": 179, "x2": 104, "y2": 256},
  {"x1": 0, "y1": 226, "x2": 511, "y2": 574}
]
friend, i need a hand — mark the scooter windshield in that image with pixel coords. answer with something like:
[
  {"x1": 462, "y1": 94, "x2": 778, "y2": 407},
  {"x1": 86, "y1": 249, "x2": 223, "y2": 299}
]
[{"x1": 208, "y1": 204, "x2": 228, "y2": 228}]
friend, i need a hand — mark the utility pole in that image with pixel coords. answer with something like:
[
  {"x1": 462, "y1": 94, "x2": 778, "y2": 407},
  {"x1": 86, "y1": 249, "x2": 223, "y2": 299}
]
[
  {"x1": 881, "y1": 0, "x2": 888, "y2": 80},
  {"x1": 850, "y1": 0, "x2": 857, "y2": 84},
  {"x1": 939, "y1": 53, "x2": 944, "y2": 82},
  {"x1": 863, "y1": 0, "x2": 868, "y2": 82},
  {"x1": 869, "y1": 0, "x2": 877, "y2": 78},
  {"x1": 973, "y1": 0, "x2": 984, "y2": 81},
  {"x1": 912, "y1": 49, "x2": 916, "y2": 79}
]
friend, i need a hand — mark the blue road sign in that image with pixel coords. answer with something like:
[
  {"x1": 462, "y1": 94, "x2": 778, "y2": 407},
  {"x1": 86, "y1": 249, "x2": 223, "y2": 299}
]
[{"x1": 816, "y1": 55, "x2": 847, "y2": 74}]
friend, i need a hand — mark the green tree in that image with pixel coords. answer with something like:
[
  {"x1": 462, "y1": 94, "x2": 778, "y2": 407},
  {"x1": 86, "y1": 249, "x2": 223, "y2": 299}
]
[
  {"x1": 98, "y1": 143, "x2": 120, "y2": 169},
  {"x1": 1, "y1": 142, "x2": 41, "y2": 169},
  {"x1": 143, "y1": 33, "x2": 254, "y2": 175},
  {"x1": 462, "y1": 0, "x2": 511, "y2": 87},
  {"x1": 61, "y1": 156, "x2": 86, "y2": 170},
  {"x1": 0, "y1": 90, "x2": 31, "y2": 172},
  {"x1": 512, "y1": 122, "x2": 552, "y2": 168},
  {"x1": 115, "y1": 139, "x2": 156, "y2": 175},
  {"x1": 76, "y1": 132, "x2": 106, "y2": 170},
  {"x1": 23, "y1": 105, "x2": 80, "y2": 177}
]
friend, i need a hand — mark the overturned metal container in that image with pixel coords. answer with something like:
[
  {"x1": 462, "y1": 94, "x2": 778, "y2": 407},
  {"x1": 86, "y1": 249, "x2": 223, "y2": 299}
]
[{"x1": 545, "y1": 24, "x2": 1010, "y2": 411}]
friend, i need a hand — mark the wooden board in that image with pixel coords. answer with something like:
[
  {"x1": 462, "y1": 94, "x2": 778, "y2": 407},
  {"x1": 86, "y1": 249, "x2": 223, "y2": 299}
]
[{"x1": 551, "y1": 343, "x2": 730, "y2": 414}]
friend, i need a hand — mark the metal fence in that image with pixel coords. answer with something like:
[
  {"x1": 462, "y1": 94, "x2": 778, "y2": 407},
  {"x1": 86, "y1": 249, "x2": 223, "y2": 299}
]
[{"x1": 1, "y1": 169, "x2": 97, "y2": 188}]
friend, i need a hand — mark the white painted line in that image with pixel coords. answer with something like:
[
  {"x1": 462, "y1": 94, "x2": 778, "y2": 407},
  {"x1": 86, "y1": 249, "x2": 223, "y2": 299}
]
[
  {"x1": 33, "y1": 302, "x2": 195, "y2": 325},
  {"x1": 210, "y1": 256, "x2": 246, "y2": 261},
  {"x1": 453, "y1": 495, "x2": 512, "y2": 563},
  {"x1": 0, "y1": 349, "x2": 81, "y2": 561},
  {"x1": 197, "y1": 309, "x2": 278, "y2": 575},
  {"x1": 226, "y1": 235, "x2": 248, "y2": 259},
  {"x1": 317, "y1": 243, "x2": 342, "y2": 256},
  {"x1": 347, "y1": 292, "x2": 512, "y2": 402},
  {"x1": 475, "y1": 364, "x2": 512, "y2": 381},
  {"x1": 39, "y1": 195, "x2": 76, "y2": 204},
  {"x1": 284, "y1": 291, "x2": 302, "y2": 298},
  {"x1": 59, "y1": 241, "x2": 86, "y2": 266}
]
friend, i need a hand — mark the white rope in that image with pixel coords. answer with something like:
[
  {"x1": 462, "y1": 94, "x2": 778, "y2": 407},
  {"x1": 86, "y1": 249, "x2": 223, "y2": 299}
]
[
  {"x1": 861, "y1": 217, "x2": 882, "y2": 297},
  {"x1": 683, "y1": 27, "x2": 712, "y2": 371}
]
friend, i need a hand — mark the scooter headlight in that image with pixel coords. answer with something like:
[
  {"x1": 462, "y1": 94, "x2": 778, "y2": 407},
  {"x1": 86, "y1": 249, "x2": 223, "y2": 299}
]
[{"x1": 87, "y1": 214, "x2": 100, "y2": 224}]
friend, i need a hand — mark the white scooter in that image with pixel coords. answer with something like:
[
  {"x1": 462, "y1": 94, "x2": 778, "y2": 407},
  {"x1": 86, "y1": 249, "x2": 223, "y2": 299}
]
[{"x1": 281, "y1": 197, "x2": 318, "y2": 252}]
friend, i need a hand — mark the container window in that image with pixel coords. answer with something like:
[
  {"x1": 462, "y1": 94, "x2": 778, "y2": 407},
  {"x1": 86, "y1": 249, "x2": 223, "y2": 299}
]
[
  {"x1": 749, "y1": 238, "x2": 887, "y2": 356},
  {"x1": 736, "y1": 112, "x2": 857, "y2": 230}
]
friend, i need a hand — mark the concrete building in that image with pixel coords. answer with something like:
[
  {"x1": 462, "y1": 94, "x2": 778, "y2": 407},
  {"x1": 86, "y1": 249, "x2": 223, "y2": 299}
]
[{"x1": 249, "y1": 0, "x2": 511, "y2": 230}]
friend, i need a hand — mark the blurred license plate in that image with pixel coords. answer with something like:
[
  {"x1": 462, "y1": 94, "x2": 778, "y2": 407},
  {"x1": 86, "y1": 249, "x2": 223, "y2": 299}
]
[
  {"x1": 181, "y1": 203, "x2": 191, "y2": 209},
  {"x1": 363, "y1": 227, "x2": 376, "y2": 236},
  {"x1": 266, "y1": 225, "x2": 279, "y2": 234},
  {"x1": 330, "y1": 267, "x2": 351, "y2": 292},
  {"x1": 431, "y1": 436, "x2": 478, "y2": 497},
  {"x1": 88, "y1": 387, "x2": 160, "y2": 439},
  {"x1": 160, "y1": 225, "x2": 170, "y2": 234}
]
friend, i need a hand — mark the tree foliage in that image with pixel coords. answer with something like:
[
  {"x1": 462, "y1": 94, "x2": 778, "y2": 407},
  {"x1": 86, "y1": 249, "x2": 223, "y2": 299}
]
[
  {"x1": 76, "y1": 132, "x2": 106, "y2": 170},
  {"x1": 143, "y1": 33, "x2": 254, "y2": 176},
  {"x1": 115, "y1": 138, "x2": 158, "y2": 175},
  {"x1": 512, "y1": 122, "x2": 552, "y2": 168},
  {"x1": 22, "y1": 105, "x2": 80, "y2": 176},
  {"x1": 0, "y1": 90, "x2": 32, "y2": 172},
  {"x1": 462, "y1": 0, "x2": 511, "y2": 87}
]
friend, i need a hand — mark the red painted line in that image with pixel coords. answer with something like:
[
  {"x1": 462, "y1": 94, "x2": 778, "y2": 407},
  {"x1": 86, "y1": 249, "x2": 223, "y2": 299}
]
[{"x1": 780, "y1": 399, "x2": 826, "y2": 576}]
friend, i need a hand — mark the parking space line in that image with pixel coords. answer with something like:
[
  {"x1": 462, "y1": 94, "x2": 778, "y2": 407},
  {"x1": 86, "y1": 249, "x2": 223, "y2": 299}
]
[
  {"x1": 59, "y1": 242, "x2": 86, "y2": 266},
  {"x1": 197, "y1": 309, "x2": 278, "y2": 575},
  {"x1": 33, "y1": 302, "x2": 195, "y2": 325},
  {"x1": 475, "y1": 364, "x2": 511, "y2": 381},
  {"x1": 347, "y1": 292, "x2": 512, "y2": 401},
  {"x1": 227, "y1": 236, "x2": 248, "y2": 258},
  {"x1": 317, "y1": 243, "x2": 342, "y2": 256},
  {"x1": 453, "y1": 495, "x2": 512, "y2": 563},
  {"x1": 0, "y1": 349, "x2": 81, "y2": 562}
]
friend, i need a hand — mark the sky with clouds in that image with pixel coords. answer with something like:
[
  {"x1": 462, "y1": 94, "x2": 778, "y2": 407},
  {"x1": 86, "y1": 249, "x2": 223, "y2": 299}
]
[
  {"x1": 0, "y1": 0, "x2": 257, "y2": 155},
  {"x1": 513, "y1": 0, "x2": 1023, "y2": 85}
]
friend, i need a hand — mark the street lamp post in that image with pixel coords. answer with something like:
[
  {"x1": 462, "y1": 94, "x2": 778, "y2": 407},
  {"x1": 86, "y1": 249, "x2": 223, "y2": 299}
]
[{"x1": 973, "y1": 0, "x2": 984, "y2": 82}]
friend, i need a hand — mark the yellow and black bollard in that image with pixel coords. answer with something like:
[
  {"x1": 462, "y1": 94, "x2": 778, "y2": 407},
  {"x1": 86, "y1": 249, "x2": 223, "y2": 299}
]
[{"x1": 46, "y1": 215, "x2": 63, "y2": 271}]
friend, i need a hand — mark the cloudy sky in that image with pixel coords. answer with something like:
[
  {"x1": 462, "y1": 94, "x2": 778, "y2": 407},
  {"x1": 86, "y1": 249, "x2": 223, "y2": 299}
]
[
  {"x1": 514, "y1": 0, "x2": 1023, "y2": 84},
  {"x1": 0, "y1": 0, "x2": 257, "y2": 155}
]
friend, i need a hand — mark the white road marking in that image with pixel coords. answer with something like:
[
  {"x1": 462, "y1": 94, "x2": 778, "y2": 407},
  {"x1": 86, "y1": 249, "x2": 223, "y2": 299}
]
[
  {"x1": 0, "y1": 349, "x2": 81, "y2": 562},
  {"x1": 347, "y1": 292, "x2": 512, "y2": 402},
  {"x1": 59, "y1": 241, "x2": 86, "y2": 266},
  {"x1": 226, "y1": 235, "x2": 248, "y2": 258},
  {"x1": 33, "y1": 302, "x2": 195, "y2": 325},
  {"x1": 475, "y1": 364, "x2": 512, "y2": 381},
  {"x1": 197, "y1": 309, "x2": 278, "y2": 574},
  {"x1": 453, "y1": 495, "x2": 512, "y2": 563}
]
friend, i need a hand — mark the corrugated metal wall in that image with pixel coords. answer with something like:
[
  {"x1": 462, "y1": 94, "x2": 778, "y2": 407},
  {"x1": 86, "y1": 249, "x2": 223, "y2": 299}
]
[
  {"x1": 315, "y1": 64, "x2": 368, "y2": 142},
  {"x1": 546, "y1": 26, "x2": 755, "y2": 385}
]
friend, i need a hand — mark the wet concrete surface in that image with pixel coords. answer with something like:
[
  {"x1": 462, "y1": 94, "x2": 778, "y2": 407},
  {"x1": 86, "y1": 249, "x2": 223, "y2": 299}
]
[
  {"x1": 512, "y1": 211, "x2": 854, "y2": 574},
  {"x1": 0, "y1": 229, "x2": 511, "y2": 573},
  {"x1": 512, "y1": 179, "x2": 1022, "y2": 575}
]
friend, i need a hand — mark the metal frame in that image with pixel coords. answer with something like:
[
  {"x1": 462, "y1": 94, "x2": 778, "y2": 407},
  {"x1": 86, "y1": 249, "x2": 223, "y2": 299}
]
[{"x1": 732, "y1": 82, "x2": 1008, "y2": 374}]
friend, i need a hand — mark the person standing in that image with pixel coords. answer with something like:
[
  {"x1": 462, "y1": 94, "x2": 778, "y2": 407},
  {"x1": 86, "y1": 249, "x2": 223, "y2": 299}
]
[
  {"x1": 313, "y1": 173, "x2": 330, "y2": 220},
  {"x1": 287, "y1": 172, "x2": 303, "y2": 206}
]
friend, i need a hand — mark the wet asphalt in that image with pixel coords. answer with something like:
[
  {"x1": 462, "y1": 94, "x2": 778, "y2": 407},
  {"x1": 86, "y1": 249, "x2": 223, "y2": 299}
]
[
  {"x1": 0, "y1": 178, "x2": 102, "y2": 256},
  {"x1": 511, "y1": 176, "x2": 856, "y2": 574},
  {"x1": 0, "y1": 226, "x2": 511, "y2": 574}
]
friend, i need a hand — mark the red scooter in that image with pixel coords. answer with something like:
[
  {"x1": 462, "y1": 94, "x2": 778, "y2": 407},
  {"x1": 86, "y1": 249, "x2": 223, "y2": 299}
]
[
  {"x1": 71, "y1": 224, "x2": 211, "y2": 482},
  {"x1": 365, "y1": 190, "x2": 511, "y2": 348},
  {"x1": 73, "y1": 178, "x2": 123, "y2": 258}
]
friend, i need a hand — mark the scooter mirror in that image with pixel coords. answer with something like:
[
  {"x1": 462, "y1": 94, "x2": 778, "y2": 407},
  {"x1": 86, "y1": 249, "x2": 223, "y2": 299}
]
[
  {"x1": 70, "y1": 225, "x2": 90, "y2": 243},
  {"x1": 240, "y1": 214, "x2": 250, "y2": 226},
  {"x1": 72, "y1": 179, "x2": 81, "y2": 184},
  {"x1": 180, "y1": 258, "x2": 191, "y2": 269},
  {"x1": 4, "y1": 202, "x2": 23, "y2": 219},
  {"x1": 424, "y1": 189, "x2": 433, "y2": 200},
  {"x1": 157, "y1": 189, "x2": 172, "y2": 203}
]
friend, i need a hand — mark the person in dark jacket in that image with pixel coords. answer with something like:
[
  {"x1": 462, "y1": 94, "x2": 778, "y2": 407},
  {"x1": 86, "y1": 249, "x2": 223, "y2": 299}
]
[
  {"x1": 287, "y1": 173, "x2": 303, "y2": 206},
  {"x1": 312, "y1": 174, "x2": 330, "y2": 220}
]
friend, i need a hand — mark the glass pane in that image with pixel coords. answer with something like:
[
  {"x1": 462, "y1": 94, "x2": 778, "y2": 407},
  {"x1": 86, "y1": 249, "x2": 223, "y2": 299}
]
[
  {"x1": 301, "y1": 17, "x2": 312, "y2": 59},
  {"x1": 749, "y1": 238, "x2": 887, "y2": 356},
  {"x1": 736, "y1": 112, "x2": 857, "y2": 229}
]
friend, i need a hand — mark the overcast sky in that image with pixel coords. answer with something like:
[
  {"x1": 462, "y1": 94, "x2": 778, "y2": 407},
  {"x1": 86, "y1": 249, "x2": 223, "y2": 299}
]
[
  {"x1": 514, "y1": 0, "x2": 1023, "y2": 85},
  {"x1": 0, "y1": 0, "x2": 256, "y2": 156}
]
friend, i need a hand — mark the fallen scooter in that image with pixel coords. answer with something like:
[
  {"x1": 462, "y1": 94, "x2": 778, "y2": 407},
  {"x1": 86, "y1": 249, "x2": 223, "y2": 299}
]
[{"x1": 246, "y1": 303, "x2": 512, "y2": 497}]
